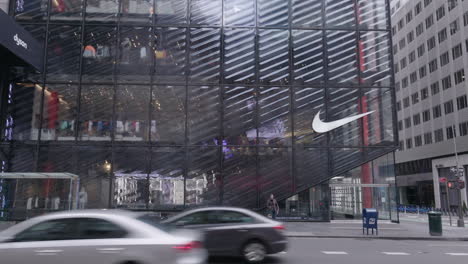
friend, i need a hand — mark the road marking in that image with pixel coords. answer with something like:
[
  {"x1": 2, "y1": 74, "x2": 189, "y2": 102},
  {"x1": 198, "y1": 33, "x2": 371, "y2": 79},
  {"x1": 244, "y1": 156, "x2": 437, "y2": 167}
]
[
  {"x1": 446, "y1": 253, "x2": 468, "y2": 256},
  {"x1": 321, "y1": 251, "x2": 348, "y2": 255},
  {"x1": 382, "y1": 252, "x2": 410, "y2": 255},
  {"x1": 429, "y1": 244, "x2": 468, "y2": 247}
]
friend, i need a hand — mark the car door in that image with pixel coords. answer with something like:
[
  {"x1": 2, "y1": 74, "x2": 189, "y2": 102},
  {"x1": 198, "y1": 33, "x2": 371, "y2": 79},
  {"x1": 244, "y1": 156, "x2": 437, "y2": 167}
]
[{"x1": 0, "y1": 218, "x2": 80, "y2": 264}]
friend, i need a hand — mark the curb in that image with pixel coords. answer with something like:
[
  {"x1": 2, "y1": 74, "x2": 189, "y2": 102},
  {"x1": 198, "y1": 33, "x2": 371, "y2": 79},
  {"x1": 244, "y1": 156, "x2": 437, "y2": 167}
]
[{"x1": 285, "y1": 234, "x2": 468, "y2": 241}]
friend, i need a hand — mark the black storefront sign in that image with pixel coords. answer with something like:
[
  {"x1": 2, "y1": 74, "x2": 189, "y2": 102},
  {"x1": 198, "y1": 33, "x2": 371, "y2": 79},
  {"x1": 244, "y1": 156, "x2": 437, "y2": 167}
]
[{"x1": 0, "y1": 9, "x2": 43, "y2": 72}]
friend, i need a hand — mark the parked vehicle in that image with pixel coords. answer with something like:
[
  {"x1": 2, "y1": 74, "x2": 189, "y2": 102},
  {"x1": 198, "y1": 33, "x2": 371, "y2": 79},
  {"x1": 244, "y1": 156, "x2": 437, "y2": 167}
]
[
  {"x1": 0, "y1": 209, "x2": 207, "y2": 264},
  {"x1": 163, "y1": 207, "x2": 288, "y2": 263}
]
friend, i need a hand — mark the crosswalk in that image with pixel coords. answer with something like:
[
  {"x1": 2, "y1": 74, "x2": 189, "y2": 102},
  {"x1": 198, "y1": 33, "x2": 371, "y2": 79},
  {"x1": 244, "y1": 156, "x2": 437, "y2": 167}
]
[{"x1": 320, "y1": 251, "x2": 468, "y2": 256}]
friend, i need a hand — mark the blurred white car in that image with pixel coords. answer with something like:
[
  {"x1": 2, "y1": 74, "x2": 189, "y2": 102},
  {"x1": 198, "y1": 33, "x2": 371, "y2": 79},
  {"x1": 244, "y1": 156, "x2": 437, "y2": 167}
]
[{"x1": 0, "y1": 210, "x2": 207, "y2": 264}]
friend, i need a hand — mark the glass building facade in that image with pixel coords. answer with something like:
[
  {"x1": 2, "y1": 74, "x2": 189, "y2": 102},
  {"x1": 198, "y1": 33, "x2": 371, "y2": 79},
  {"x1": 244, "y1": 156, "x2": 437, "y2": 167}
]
[{"x1": 0, "y1": 0, "x2": 398, "y2": 221}]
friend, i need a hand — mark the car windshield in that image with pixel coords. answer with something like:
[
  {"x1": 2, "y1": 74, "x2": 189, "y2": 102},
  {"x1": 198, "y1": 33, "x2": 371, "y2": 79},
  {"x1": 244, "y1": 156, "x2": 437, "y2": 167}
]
[{"x1": 136, "y1": 214, "x2": 173, "y2": 233}]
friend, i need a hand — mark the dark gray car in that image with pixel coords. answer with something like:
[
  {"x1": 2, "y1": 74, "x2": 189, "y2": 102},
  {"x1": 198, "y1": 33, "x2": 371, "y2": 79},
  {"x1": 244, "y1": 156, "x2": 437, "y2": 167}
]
[{"x1": 162, "y1": 207, "x2": 288, "y2": 263}]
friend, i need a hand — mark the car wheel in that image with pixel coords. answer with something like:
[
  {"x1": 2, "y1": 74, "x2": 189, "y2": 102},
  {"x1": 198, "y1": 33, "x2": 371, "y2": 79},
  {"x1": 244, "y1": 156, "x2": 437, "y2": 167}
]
[{"x1": 242, "y1": 240, "x2": 267, "y2": 263}]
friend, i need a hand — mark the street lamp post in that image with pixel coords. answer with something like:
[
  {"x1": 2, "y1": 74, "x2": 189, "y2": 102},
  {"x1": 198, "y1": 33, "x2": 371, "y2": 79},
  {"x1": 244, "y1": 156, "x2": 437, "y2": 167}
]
[{"x1": 452, "y1": 133, "x2": 465, "y2": 227}]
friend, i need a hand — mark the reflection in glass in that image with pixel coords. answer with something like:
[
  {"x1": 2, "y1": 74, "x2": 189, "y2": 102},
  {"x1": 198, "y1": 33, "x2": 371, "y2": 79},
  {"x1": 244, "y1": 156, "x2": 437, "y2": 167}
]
[
  {"x1": 224, "y1": 0, "x2": 255, "y2": 26},
  {"x1": 85, "y1": 0, "x2": 119, "y2": 22},
  {"x1": 327, "y1": 30, "x2": 358, "y2": 85},
  {"x1": 10, "y1": 84, "x2": 41, "y2": 141},
  {"x1": 327, "y1": 88, "x2": 361, "y2": 146},
  {"x1": 151, "y1": 86, "x2": 186, "y2": 144},
  {"x1": 295, "y1": 147, "x2": 328, "y2": 190},
  {"x1": 259, "y1": 30, "x2": 290, "y2": 84},
  {"x1": 40, "y1": 84, "x2": 77, "y2": 141},
  {"x1": 14, "y1": 0, "x2": 48, "y2": 21},
  {"x1": 358, "y1": 0, "x2": 388, "y2": 30},
  {"x1": 155, "y1": 0, "x2": 188, "y2": 25},
  {"x1": 325, "y1": 0, "x2": 356, "y2": 28},
  {"x1": 186, "y1": 147, "x2": 220, "y2": 206},
  {"x1": 258, "y1": 87, "x2": 291, "y2": 146},
  {"x1": 117, "y1": 27, "x2": 152, "y2": 83},
  {"x1": 293, "y1": 88, "x2": 325, "y2": 145},
  {"x1": 360, "y1": 31, "x2": 391, "y2": 87},
  {"x1": 257, "y1": 0, "x2": 288, "y2": 27},
  {"x1": 82, "y1": 27, "x2": 117, "y2": 83},
  {"x1": 362, "y1": 88, "x2": 394, "y2": 146},
  {"x1": 50, "y1": 0, "x2": 84, "y2": 20},
  {"x1": 291, "y1": 0, "x2": 323, "y2": 27},
  {"x1": 120, "y1": 0, "x2": 154, "y2": 24},
  {"x1": 258, "y1": 147, "x2": 292, "y2": 202},
  {"x1": 189, "y1": 28, "x2": 221, "y2": 83},
  {"x1": 155, "y1": 28, "x2": 187, "y2": 83},
  {"x1": 115, "y1": 86, "x2": 150, "y2": 142},
  {"x1": 190, "y1": 0, "x2": 221, "y2": 25},
  {"x1": 224, "y1": 29, "x2": 255, "y2": 84},
  {"x1": 188, "y1": 86, "x2": 221, "y2": 145},
  {"x1": 224, "y1": 86, "x2": 256, "y2": 146},
  {"x1": 79, "y1": 85, "x2": 113, "y2": 141},
  {"x1": 47, "y1": 26, "x2": 82, "y2": 82},
  {"x1": 292, "y1": 30, "x2": 324, "y2": 84}
]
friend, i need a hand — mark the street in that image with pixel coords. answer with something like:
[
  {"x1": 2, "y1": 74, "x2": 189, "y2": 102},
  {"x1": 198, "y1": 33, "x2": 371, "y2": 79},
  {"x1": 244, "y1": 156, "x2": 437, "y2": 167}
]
[{"x1": 210, "y1": 238, "x2": 468, "y2": 264}]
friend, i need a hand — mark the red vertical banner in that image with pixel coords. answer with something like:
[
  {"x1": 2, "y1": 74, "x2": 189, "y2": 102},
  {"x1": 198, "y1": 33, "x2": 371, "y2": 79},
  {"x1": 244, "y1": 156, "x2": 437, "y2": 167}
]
[
  {"x1": 361, "y1": 96, "x2": 373, "y2": 209},
  {"x1": 48, "y1": 91, "x2": 59, "y2": 129}
]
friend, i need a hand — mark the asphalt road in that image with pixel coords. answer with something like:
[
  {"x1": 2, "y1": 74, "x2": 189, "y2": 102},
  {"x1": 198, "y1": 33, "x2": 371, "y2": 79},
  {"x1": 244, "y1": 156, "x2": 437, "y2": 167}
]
[{"x1": 209, "y1": 238, "x2": 468, "y2": 264}]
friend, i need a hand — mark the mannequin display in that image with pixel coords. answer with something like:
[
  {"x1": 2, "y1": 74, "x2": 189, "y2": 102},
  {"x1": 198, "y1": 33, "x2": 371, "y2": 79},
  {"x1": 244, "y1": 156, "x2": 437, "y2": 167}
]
[
  {"x1": 78, "y1": 187, "x2": 88, "y2": 209},
  {"x1": 52, "y1": 197, "x2": 60, "y2": 210},
  {"x1": 26, "y1": 197, "x2": 33, "y2": 210}
]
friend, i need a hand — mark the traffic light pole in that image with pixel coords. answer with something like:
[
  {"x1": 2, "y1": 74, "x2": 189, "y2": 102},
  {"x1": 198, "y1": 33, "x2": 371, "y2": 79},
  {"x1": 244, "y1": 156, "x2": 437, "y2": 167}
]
[
  {"x1": 452, "y1": 135, "x2": 465, "y2": 228},
  {"x1": 445, "y1": 183, "x2": 452, "y2": 227}
]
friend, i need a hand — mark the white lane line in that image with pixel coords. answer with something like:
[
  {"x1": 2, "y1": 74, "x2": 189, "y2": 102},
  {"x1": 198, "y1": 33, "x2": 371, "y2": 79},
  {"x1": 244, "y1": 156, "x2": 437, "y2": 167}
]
[
  {"x1": 321, "y1": 251, "x2": 348, "y2": 255},
  {"x1": 382, "y1": 252, "x2": 410, "y2": 255},
  {"x1": 446, "y1": 253, "x2": 468, "y2": 256}
]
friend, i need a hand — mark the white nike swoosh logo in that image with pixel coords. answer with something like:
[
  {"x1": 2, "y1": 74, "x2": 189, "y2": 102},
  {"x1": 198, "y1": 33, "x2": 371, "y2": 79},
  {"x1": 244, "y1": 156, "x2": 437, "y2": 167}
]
[{"x1": 312, "y1": 110, "x2": 375, "y2": 133}]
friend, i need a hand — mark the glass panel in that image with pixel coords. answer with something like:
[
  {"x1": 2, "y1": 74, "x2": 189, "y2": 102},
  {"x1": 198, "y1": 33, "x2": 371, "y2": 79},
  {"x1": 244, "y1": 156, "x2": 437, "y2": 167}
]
[
  {"x1": 78, "y1": 85, "x2": 113, "y2": 141},
  {"x1": 115, "y1": 85, "x2": 150, "y2": 142},
  {"x1": 327, "y1": 88, "x2": 362, "y2": 146},
  {"x1": 331, "y1": 148, "x2": 363, "y2": 175},
  {"x1": 149, "y1": 147, "x2": 185, "y2": 209},
  {"x1": 258, "y1": 147, "x2": 292, "y2": 204},
  {"x1": 258, "y1": 87, "x2": 291, "y2": 146},
  {"x1": 292, "y1": 30, "x2": 324, "y2": 84},
  {"x1": 188, "y1": 86, "x2": 220, "y2": 145},
  {"x1": 190, "y1": 0, "x2": 222, "y2": 26},
  {"x1": 362, "y1": 88, "x2": 395, "y2": 146},
  {"x1": 259, "y1": 30, "x2": 290, "y2": 85},
  {"x1": 10, "y1": 84, "x2": 41, "y2": 141},
  {"x1": 85, "y1": 0, "x2": 119, "y2": 22},
  {"x1": 189, "y1": 28, "x2": 221, "y2": 84},
  {"x1": 222, "y1": 147, "x2": 257, "y2": 208},
  {"x1": 295, "y1": 147, "x2": 329, "y2": 191},
  {"x1": 120, "y1": 0, "x2": 154, "y2": 24},
  {"x1": 155, "y1": 0, "x2": 188, "y2": 25},
  {"x1": 224, "y1": 29, "x2": 255, "y2": 84},
  {"x1": 154, "y1": 27, "x2": 187, "y2": 84},
  {"x1": 14, "y1": 0, "x2": 48, "y2": 21},
  {"x1": 372, "y1": 153, "x2": 396, "y2": 220},
  {"x1": 327, "y1": 30, "x2": 358, "y2": 85},
  {"x1": 224, "y1": 0, "x2": 255, "y2": 26},
  {"x1": 82, "y1": 26, "x2": 117, "y2": 83},
  {"x1": 50, "y1": 0, "x2": 84, "y2": 21},
  {"x1": 358, "y1": 0, "x2": 388, "y2": 30},
  {"x1": 186, "y1": 147, "x2": 220, "y2": 206},
  {"x1": 117, "y1": 27, "x2": 152, "y2": 83},
  {"x1": 17, "y1": 25, "x2": 46, "y2": 82},
  {"x1": 76, "y1": 146, "x2": 112, "y2": 208},
  {"x1": 114, "y1": 147, "x2": 149, "y2": 209},
  {"x1": 257, "y1": 0, "x2": 289, "y2": 27},
  {"x1": 291, "y1": 0, "x2": 323, "y2": 28},
  {"x1": 294, "y1": 87, "x2": 326, "y2": 146},
  {"x1": 40, "y1": 84, "x2": 77, "y2": 141},
  {"x1": 151, "y1": 85, "x2": 186, "y2": 144},
  {"x1": 47, "y1": 26, "x2": 82, "y2": 82},
  {"x1": 325, "y1": 0, "x2": 356, "y2": 28},
  {"x1": 360, "y1": 31, "x2": 392, "y2": 87},
  {"x1": 223, "y1": 86, "x2": 256, "y2": 145}
]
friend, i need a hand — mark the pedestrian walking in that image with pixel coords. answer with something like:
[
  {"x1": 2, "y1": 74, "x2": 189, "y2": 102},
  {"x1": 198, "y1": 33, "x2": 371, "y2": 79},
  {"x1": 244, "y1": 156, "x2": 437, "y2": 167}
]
[{"x1": 267, "y1": 194, "x2": 279, "y2": 219}]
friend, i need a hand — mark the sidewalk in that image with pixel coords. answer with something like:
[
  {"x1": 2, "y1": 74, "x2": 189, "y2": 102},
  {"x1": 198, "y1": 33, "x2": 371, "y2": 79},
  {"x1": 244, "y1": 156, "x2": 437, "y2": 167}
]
[{"x1": 284, "y1": 219, "x2": 468, "y2": 241}]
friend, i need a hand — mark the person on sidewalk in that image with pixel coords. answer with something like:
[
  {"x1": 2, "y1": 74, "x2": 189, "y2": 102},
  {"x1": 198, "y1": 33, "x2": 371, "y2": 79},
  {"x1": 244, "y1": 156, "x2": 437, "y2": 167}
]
[{"x1": 267, "y1": 194, "x2": 280, "y2": 219}]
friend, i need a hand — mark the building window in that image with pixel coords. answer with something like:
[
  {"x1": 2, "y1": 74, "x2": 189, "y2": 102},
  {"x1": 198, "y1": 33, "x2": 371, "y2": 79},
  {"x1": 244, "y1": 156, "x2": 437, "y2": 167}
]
[
  {"x1": 448, "y1": 0, "x2": 458, "y2": 11},
  {"x1": 424, "y1": 132, "x2": 433, "y2": 144},
  {"x1": 464, "y1": 11, "x2": 468, "y2": 26},
  {"x1": 427, "y1": 37, "x2": 436, "y2": 50},
  {"x1": 415, "y1": 135, "x2": 423, "y2": 147},
  {"x1": 415, "y1": 2, "x2": 422, "y2": 15},
  {"x1": 440, "y1": 52, "x2": 450, "y2": 66},
  {"x1": 419, "y1": 66, "x2": 427, "y2": 78},
  {"x1": 452, "y1": 43, "x2": 463, "y2": 60},
  {"x1": 407, "y1": 31, "x2": 415, "y2": 43},
  {"x1": 394, "y1": 63, "x2": 399, "y2": 73},
  {"x1": 395, "y1": 81, "x2": 401, "y2": 91},
  {"x1": 429, "y1": 59, "x2": 438, "y2": 72},
  {"x1": 417, "y1": 44, "x2": 425, "y2": 57},
  {"x1": 399, "y1": 38, "x2": 406, "y2": 49},
  {"x1": 405, "y1": 117, "x2": 412, "y2": 128},
  {"x1": 403, "y1": 97, "x2": 410, "y2": 108},
  {"x1": 444, "y1": 100, "x2": 454, "y2": 114},
  {"x1": 398, "y1": 19, "x2": 404, "y2": 30},
  {"x1": 397, "y1": 101, "x2": 402, "y2": 111},
  {"x1": 436, "y1": 5, "x2": 446, "y2": 21},
  {"x1": 393, "y1": 44, "x2": 398, "y2": 55},
  {"x1": 446, "y1": 125, "x2": 457, "y2": 139},
  {"x1": 435, "y1": 129, "x2": 444, "y2": 142},
  {"x1": 433, "y1": 105, "x2": 442, "y2": 118},
  {"x1": 392, "y1": 26, "x2": 397, "y2": 36},
  {"x1": 400, "y1": 58, "x2": 407, "y2": 69},
  {"x1": 431, "y1": 82, "x2": 440, "y2": 95},
  {"x1": 421, "y1": 87, "x2": 429, "y2": 100},
  {"x1": 423, "y1": 109, "x2": 431, "y2": 122},
  {"x1": 399, "y1": 140, "x2": 404, "y2": 151},
  {"x1": 413, "y1": 113, "x2": 421, "y2": 125},
  {"x1": 411, "y1": 92, "x2": 419, "y2": 104},
  {"x1": 426, "y1": 14, "x2": 434, "y2": 29},
  {"x1": 406, "y1": 11, "x2": 413, "y2": 23},
  {"x1": 450, "y1": 19, "x2": 460, "y2": 35},
  {"x1": 424, "y1": 0, "x2": 432, "y2": 7},
  {"x1": 438, "y1": 28, "x2": 447, "y2": 43},
  {"x1": 406, "y1": 138, "x2": 413, "y2": 149},
  {"x1": 460, "y1": 121, "x2": 468, "y2": 136},
  {"x1": 410, "y1": 71, "x2": 418, "y2": 83},
  {"x1": 402, "y1": 77, "x2": 408, "y2": 88},
  {"x1": 442, "y1": 75, "x2": 452, "y2": 90},
  {"x1": 409, "y1": 51, "x2": 416, "y2": 63},
  {"x1": 457, "y1": 95, "x2": 468, "y2": 110},
  {"x1": 454, "y1": 69, "x2": 465, "y2": 85},
  {"x1": 398, "y1": 120, "x2": 403, "y2": 131},
  {"x1": 416, "y1": 23, "x2": 424, "y2": 36}
]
